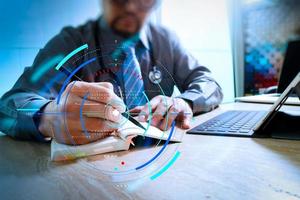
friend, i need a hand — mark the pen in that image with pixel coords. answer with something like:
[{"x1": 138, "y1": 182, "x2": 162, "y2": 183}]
[{"x1": 117, "y1": 86, "x2": 146, "y2": 131}]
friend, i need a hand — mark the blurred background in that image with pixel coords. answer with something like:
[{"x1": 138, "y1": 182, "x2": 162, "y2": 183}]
[{"x1": 0, "y1": 0, "x2": 299, "y2": 102}]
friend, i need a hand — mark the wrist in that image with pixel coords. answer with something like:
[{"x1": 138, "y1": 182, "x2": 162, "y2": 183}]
[{"x1": 38, "y1": 101, "x2": 54, "y2": 138}]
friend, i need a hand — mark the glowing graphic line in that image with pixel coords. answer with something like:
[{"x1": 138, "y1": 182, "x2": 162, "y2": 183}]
[
  {"x1": 141, "y1": 91, "x2": 152, "y2": 137},
  {"x1": 41, "y1": 72, "x2": 66, "y2": 93},
  {"x1": 16, "y1": 109, "x2": 40, "y2": 112},
  {"x1": 150, "y1": 151, "x2": 181, "y2": 180},
  {"x1": 80, "y1": 92, "x2": 91, "y2": 138},
  {"x1": 157, "y1": 83, "x2": 169, "y2": 131},
  {"x1": 36, "y1": 112, "x2": 65, "y2": 115},
  {"x1": 135, "y1": 121, "x2": 175, "y2": 170},
  {"x1": 62, "y1": 81, "x2": 77, "y2": 145},
  {"x1": 55, "y1": 44, "x2": 88, "y2": 71},
  {"x1": 31, "y1": 55, "x2": 64, "y2": 83}
]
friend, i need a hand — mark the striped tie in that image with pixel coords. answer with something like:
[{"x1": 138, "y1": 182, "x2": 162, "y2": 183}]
[{"x1": 121, "y1": 46, "x2": 147, "y2": 109}]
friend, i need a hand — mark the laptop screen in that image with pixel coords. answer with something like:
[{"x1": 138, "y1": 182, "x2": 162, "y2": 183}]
[
  {"x1": 254, "y1": 72, "x2": 300, "y2": 131},
  {"x1": 278, "y1": 40, "x2": 300, "y2": 93}
]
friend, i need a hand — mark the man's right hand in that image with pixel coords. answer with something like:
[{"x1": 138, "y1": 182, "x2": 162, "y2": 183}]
[{"x1": 38, "y1": 81, "x2": 126, "y2": 145}]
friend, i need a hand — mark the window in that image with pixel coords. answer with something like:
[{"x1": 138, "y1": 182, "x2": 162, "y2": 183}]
[{"x1": 161, "y1": 0, "x2": 235, "y2": 102}]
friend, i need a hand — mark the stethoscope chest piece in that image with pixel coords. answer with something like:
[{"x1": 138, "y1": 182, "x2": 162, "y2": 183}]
[{"x1": 149, "y1": 66, "x2": 162, "y2": 84}]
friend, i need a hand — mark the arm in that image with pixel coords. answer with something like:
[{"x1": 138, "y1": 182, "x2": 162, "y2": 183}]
[
  {"x1": 0, "y1": 27, "x2": 83, "y2": 141},
  {"x1": 171, "y1": 33, "x2": 224, "y2": 114},
  {"x1": 133, "y1": 29, "x2": 223, "y2": 130}
]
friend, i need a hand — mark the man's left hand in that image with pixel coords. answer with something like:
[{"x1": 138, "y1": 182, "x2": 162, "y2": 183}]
[{"x1": 130, "y1": 95, "x2": 193, "y2": 131}]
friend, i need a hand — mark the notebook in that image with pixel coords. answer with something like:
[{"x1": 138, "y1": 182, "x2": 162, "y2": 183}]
[{"x1": 51, "y1": 119, "x2": 182, "y2": 161}]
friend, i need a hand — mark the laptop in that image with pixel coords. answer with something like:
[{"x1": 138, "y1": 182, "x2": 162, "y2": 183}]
[
  {"x1": 187, "y1": 72, "x2": 300, "y2": 138},
  {"x1": 236, "y1": 40, "x2": 300, "y2": 105}
]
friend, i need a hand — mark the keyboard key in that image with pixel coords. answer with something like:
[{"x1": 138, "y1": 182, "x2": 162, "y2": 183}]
[{"x1": 239, "y1": 129, "x2": 250, "y2": 133}]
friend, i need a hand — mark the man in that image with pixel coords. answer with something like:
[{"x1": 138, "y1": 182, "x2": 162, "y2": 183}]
[{"x1": 0, "y1": 0, "x2": 223, "y2": 145}]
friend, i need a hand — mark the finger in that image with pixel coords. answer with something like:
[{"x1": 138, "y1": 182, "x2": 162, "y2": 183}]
[
  {"x1": 128, "y1": 106, "x2": 144, "y2": 116},
  {"x1": 175, "y1": 99, "x2": 193, "y2": 129},
  {"x1": 72, "y1": 132, "x2": 112, "y2": 145},
  {"x1": 82, "y1": 101, "x2": 123, "y2": 123},
  {"x1": 151, "y1": 99, "x2": 172, "y2": 127},
  {"x1": 181, "y1": 112, "x2": 192, "y2": 129},
  {"x1": 138, "y1": 95, "x2": 162, "y2": 122},
  {"x1": 176, "y1": 110, "x2": 193, "y2": 129},
  {"x1": 96, "y1": 82, "x2": 114, "y2": 91},
  {"x1": 68, "y1": 131, "x2": 113, "y2": 145},
  {"x1": 67, "y1": 81, "x2": 125, "y2": 112},
  {"x1": 68, "y1": 84, "x2": 125, "y2": 113},
  {"x1": 51, "y1": 118, "x2": 74, "y2": 144},
  {"x1": 66, "y1": 98, "x2": 123, "y2": 122},
  {"x1": 159, "y1": 105, "x2": 179, "y2": 131},
  {"x1": 81, "y1": 117, "x2": 119, "y2": 133},
  {"x1": 66, "y1": 117, "x2": 119, "y2": 145},
  {"x1": 68, "y1": 81, "x2": 114, "y2": 94},
  {"x1": 96, "y1": 82, "x2": 126, "y2": 113}
]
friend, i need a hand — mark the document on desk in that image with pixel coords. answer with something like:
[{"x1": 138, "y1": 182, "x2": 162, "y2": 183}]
[
  {"x1": 51, "y1": 120, "x2": 182, "y2": 161},
  {"x1": 235, "y1": 94, "x2": 300, "y2": 105}
]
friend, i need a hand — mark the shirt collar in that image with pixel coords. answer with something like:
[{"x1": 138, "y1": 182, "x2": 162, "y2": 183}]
[
  {"x1": 139, "y1": 24, "x2": 150, "y2": 50},
  {"x1": 99, "y1": 16, "x2": 150, "y2": 50}
]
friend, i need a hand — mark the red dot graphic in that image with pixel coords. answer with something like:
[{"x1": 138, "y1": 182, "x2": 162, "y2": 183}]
[{"x1": 121, "y1": 161, "x2": 125, "y2": 165}]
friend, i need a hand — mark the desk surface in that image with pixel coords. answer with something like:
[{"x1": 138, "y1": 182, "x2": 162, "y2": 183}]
[{"x1": 1, "y1": 103, "x2": 300, "y2": 200}]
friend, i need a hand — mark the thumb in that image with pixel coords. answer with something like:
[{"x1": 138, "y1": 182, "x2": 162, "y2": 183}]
[
  {"x1": 138, "y1": 96, "x2": 161, "y2": 122},
  {"x1": 181, "y1": 114, "x2": 192, "y2": 129}
]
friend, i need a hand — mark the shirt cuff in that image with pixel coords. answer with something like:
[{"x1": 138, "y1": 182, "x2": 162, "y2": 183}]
[{"x1": 177, "y1": 91, "x2": 218, "y2": 114}]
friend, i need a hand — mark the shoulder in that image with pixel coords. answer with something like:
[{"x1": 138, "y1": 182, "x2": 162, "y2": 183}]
[
  {"x1": 147, "y1": 23, "x2": 184, "y2": 59},
  {"x1": 57, "y1": 18, "x2": 99, "y2": 45},
  {"x1": 147, "y1": 23, "x2": 188, "y2": 60},
  {"x1": 148, "y1": 23, "x2": 179, "y2": 45},
  {"x1": 39, "y1": 18, "x2": 100, "y2": 58}
]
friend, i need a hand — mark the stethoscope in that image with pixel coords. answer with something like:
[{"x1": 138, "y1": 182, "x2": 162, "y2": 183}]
[
  {"x1": 148, "y1": 66, "x2": 162, "y2": 84},
  {"x1": 95, "y1": 23, "x2": 163, "y2": 86}
]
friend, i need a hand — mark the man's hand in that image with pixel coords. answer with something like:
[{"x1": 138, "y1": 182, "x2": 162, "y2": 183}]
[
  {"x1": 39, "y1": 81, "x2": 125, "y2": 145},
  {"x1": 130, "y1": 95, "x2": 193, "y2": 131}
]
